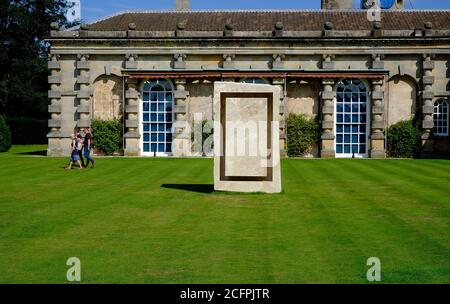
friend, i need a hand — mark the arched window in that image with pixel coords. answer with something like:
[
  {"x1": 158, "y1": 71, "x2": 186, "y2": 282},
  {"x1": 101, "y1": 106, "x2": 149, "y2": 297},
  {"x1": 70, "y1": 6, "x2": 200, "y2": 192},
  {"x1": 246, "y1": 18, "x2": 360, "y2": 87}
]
[
  {"x1": 241, "y1": 78, "x2": 268, "y2": 84},
  {"x1": 335, "y1": 79, "x2": 369, "y2": 157},
  {"x1": 434, "y1": 99, "x2": 449, "y2": 136},
  {"x1": 141, "y1": 79, "x2": 174, "y2": 155}
]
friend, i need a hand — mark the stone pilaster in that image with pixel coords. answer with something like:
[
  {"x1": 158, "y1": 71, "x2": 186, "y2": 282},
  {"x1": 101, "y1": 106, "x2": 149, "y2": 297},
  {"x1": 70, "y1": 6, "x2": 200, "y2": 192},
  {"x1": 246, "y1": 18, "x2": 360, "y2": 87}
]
[
  {"x1": 47, "y1": 54, "x2": 63, "y2": 156},
  {"x1": 421, "y1": 53, "x2": 436, "y2": 157},
  {"x1": 272, "y1": 78, "x2": 286, "y2": 156},
  {"x1": 370, "y1": 79, "x2": 386, "y2": 158},
  {"x1": 124, "y1": 78, "x2": 140, "y2": 156},
  {"x1": 321, "y1": 78, "x2": 335, "y2": 158},
  {"x1": 76, "y1": 54, "x2": 91, "y2": 129},
  {"x1": 172, "y1": 78, "x2": 190, "y2": 156}
]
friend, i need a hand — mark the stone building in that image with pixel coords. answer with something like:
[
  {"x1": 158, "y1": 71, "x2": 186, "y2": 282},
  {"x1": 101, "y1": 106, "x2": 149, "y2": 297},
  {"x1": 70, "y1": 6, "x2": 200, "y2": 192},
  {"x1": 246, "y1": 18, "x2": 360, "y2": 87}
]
[{"x1": 46, "y1": 0, "x2": 450, "y2": 158}]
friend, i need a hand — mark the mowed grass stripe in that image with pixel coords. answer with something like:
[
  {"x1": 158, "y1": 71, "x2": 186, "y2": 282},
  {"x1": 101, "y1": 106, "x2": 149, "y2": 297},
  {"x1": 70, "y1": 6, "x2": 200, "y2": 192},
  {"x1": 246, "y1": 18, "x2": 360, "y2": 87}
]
[{"x1": 0, "y1": 146, "x2": 449, "y2": 283}]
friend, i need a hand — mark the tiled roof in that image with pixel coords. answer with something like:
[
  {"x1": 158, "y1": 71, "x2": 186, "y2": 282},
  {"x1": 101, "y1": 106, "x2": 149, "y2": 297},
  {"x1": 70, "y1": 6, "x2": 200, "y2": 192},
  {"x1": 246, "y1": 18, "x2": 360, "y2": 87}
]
[{"x1": 86, "y1": 10, "x2": 450, "y2": 31}]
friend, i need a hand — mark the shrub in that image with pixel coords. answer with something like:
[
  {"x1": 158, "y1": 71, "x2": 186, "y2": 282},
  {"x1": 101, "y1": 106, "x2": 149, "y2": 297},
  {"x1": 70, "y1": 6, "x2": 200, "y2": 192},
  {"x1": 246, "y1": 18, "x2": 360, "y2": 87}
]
[
  {"x1": 386, "y1": 119, "x2": 421, "y2": 158},
  {"x1": 286, "y1": 114, "x2": 321, "y2": 157},
  {"x1": 6, "y1": 117, "x2": 47, "y2": 144},
  {"x1": 91, "y1": 119, "x2": 123, "y2": 155},
  {"x1": 0, "y1": 115, "x2": 12, "y2": 152},
  {"x1": 191, "y1": 119, "x2": 214, "y2": 155}
]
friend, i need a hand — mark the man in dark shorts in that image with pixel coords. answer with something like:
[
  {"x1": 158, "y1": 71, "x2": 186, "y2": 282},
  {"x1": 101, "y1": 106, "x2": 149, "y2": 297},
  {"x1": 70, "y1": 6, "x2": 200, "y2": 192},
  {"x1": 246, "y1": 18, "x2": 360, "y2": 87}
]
[{"x1": 83, "y1": 127, "x2": 95, "y2": 168}]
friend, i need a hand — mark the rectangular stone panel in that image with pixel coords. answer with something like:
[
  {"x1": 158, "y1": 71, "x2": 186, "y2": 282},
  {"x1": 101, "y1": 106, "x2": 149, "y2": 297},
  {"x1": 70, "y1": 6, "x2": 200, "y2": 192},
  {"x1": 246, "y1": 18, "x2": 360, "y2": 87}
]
[{"x1": 214, "y1": 82, "x2": 281, "y2": 193}]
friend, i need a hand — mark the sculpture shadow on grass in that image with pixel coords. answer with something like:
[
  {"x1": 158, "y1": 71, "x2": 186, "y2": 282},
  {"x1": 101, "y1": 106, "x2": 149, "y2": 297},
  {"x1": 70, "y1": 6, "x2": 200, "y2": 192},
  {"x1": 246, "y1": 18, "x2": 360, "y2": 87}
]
[
  {"x1": 161, "y1": 184, "x2": 214, "y2": 194},
  {"x1": 18, "y1": 150, "x2": 47, "y2": 156}
]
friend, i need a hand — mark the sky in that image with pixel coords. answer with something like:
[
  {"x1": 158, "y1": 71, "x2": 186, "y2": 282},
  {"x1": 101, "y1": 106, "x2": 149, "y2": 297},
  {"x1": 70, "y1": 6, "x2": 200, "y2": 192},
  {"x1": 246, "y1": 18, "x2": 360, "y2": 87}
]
[{"x1": 81, "y1": 0, "x2": 450, "y2": 23}]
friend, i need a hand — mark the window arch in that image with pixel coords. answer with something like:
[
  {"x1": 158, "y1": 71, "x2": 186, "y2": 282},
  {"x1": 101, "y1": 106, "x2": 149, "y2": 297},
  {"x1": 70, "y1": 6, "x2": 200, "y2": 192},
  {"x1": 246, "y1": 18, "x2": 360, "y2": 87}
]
[
  {"x1": 434, "y1": 99, "x2": 449, "y2": 136},
  {"x1": 241, "y1": 78, "x2": 269, "y2": 84},
  {"x1": 335, "y1": 79, "x2": 369, "y2": 157},
  {"x1": 141, "y1": 79, "x2": 174, "y2": 155}
]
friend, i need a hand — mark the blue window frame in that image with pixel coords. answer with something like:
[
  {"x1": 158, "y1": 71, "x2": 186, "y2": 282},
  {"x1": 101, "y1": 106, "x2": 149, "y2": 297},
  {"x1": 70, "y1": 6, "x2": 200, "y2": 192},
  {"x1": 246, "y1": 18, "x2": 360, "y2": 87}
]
[{"x1": 141, "y1": 79, "x2": 174, "y2": 154}]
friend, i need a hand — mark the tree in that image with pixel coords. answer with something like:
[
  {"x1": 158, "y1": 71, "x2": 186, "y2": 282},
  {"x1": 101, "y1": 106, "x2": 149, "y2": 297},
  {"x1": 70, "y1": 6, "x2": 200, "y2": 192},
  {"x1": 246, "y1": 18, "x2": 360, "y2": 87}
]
[{"x1": 0, "y1": 0, "x2": 73, "y2": 118}]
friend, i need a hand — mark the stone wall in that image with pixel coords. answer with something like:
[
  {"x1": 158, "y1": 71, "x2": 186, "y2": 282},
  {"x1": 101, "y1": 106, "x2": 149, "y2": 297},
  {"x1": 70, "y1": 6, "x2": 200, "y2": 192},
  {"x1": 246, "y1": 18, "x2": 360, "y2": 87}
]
[
  {"x1": 47, "y1": 40, "x2": 450, "y2": 158},
  {"x1": 387, "y1": 75, "x2": 418, "y2": 125}
]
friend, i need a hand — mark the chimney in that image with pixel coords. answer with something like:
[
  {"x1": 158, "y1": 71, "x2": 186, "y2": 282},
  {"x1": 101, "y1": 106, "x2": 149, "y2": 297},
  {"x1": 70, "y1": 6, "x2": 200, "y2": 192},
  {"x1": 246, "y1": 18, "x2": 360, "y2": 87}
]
[
  {"x1": 321, "y1": 0, "x2": 353, "y2": 9},
  {"x1": 175, "y1": 0, "x2": 190, "y2": 11}
]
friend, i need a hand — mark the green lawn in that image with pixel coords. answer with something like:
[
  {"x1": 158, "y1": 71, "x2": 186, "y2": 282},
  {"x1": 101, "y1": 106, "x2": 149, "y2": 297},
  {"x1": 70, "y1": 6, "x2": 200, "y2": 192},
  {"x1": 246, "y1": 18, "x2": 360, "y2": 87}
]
[{"x1": 0, "y1": 145, "x2": 449, "y2": 283}]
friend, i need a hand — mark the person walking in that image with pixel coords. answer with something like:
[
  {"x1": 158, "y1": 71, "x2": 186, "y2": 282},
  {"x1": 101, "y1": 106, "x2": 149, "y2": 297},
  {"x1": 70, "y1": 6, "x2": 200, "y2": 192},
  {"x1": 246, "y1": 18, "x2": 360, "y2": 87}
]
[
  {"x1": 65, "y1": 136, "x2": 83, "y2": 170},
  {"x1": 83, "y1": 127, "x2": 95, "y2": 168},
  {"x1": 76, "y1": 133, "x2": 85, "y2": 167}
]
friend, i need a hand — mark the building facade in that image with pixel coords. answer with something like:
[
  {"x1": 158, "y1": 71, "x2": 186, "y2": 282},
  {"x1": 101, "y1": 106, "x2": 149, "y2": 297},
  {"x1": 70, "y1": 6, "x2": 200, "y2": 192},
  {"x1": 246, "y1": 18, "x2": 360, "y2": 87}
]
[{"x1": 46, "y1": 5, "x2": 450, "y2": 158}]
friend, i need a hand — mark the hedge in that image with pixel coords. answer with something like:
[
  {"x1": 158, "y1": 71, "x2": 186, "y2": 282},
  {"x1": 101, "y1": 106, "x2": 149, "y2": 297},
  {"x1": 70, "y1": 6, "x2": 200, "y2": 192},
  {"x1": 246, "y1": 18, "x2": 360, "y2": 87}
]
[
  {"x1": 0, "y1": 115, "x2": 12, "y2": 152},
  {"x1": 6, "y1": 117, "x2": 47, "y2": 144},
  {"x1": 91, "y1": 118, "x2": 123, "y2": 155},
  {"x1": 286, "y1": 114, "x2": 321, "y2": 157},
  {"x1": 386, "y1": 119, "x2": 422, "y2": 158}
]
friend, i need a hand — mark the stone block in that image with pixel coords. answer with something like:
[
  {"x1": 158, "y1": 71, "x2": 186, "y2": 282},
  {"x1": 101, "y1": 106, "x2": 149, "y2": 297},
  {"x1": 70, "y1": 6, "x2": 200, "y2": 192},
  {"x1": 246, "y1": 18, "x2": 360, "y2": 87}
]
[
  {"x1": 48, "y1": 76, "x2": 61, "y2": 84},
  {"x1": 372, "y1": 61, "x2": 384, "y2": 69},
  {"x1": 223, "y1": 61, "x2": 235, "y2": 70},
  {"x1": 423, "y1": 105, "x2": 434, "y2": 115},
  {"x1": 421, "y1": 91, "x2": 434, "y2": 99},
  {"x1": 76, "y1": 61, "x2": 90, "y2": 70},
  {"x1": 125, "y1": 61, "x2": 138, "y2": 69},
  {"x1": 77, "y1": 104, "x2": 91, "y2": 113},
  {"x1": 174, "y1": 90, "x2": 188, "y2": 99},
  {"x1": 124, "y1": 131, "x2": 140, "y2": 138},
  {"x1": 371, "y1": 121, "x2": 384, "y2": 130},
  {"x1": 321, "y1": 133, "x2": 335, "y2": 140},
  {"x1": 48, "y1": 104, "x2": 61, "y2": 113},
  {"x1": 174, "y1": 61, "x2": 186, "y2": 69},
  {"x1": 125, "y1": 138, "x2": 140, "y2": 156},
  {"x1": 48, "y1": 119, "x2": 61, "y2": 128},
  {"x1": 77, "y1": 119, "x2": 91, "y2": 128},
  {"x1": 422, "y1": 76, "x2": 435, "y2": 85},
  {"x1": 48, "y1": 61, "x2": 60, "y2": 70},
  {"x1": 321, "y1": 91, "x2": 335, "y2": 100},
  {"x1": 272, "y1": 61, "x2": 284, "y2": 70},
  {"x1": 422, "y1": 120, "x2": 434, "y2": 129},
  {"x1": 213, "y1": 82, "x2": 281, "y2": 193},
  {"x1": 322, "y1": 121, "x2": 334, "y2": 129},
  {"x1": 77, "y1": 75, "x2": 90, "y2": 84},
  {"x1": 126, "y1": 119, "x2": 139, "y2": 128},
  {"x1": 126, "y1": 105, "x2": 139, "y2": 113},
  {"x1": 372, "y1": 91, "x2": 384, "y2": 100},
  {"x1": 174, "y1": 105, "x2": 187, "y2": 113},
  {"x1": 423, "y1": 61, "x2": 435, "y2": 70},
  {"x1": 372, "y1": 106, "x2": 384, "y2": 115},
  {"x1": 322, "y1": 61, "x2": 334, "y2": 70},
  {"x1": 77, "y1": 90, "x2": 90, "y2": 98},
  {"x1": 322, "y1": 106, "x2": 334, "y2": 115},
  {"x1": 48, "y1": 90, "x2": 61, "y2": 98},
  {"x1": 125, "y1": 90, "x2": 139, "y2": 99}
]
